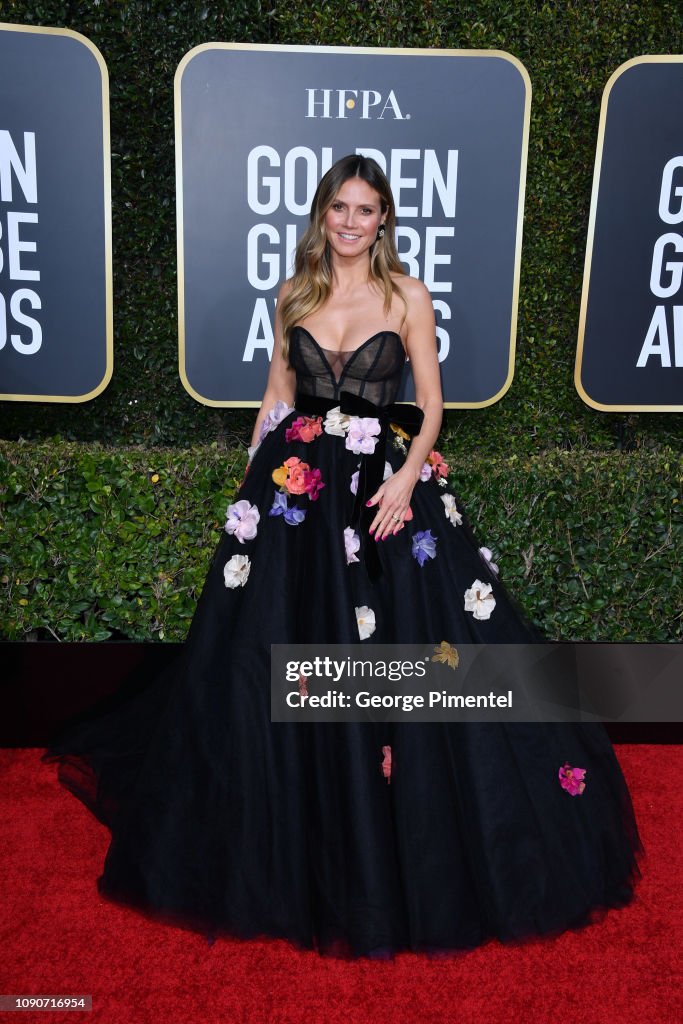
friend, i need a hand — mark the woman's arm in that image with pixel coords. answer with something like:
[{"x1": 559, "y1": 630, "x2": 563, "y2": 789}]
[
  {"x1": 368, "y1": 277, "x2": 444, "y2": 539},
  {"x1": 249, "y1": 279, "x2": 297, "y2": 449}
]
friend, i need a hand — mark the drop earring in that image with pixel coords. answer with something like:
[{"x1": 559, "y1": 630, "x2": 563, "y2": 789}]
[{"x1": 376, "y1": 224, "x2": 386, "y2": 240}]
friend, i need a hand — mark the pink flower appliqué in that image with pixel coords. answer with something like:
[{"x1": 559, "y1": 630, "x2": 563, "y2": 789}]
[
  {"x1": 381, "y1": 745, "x2": 392, "y2": 784},
  {"x1": 559, "y1": 763, "x2": 587, "y2": 796},
  {"x1": 285, "y1": 415, "x2": 323, "y2": 443},
  {"x1": 303, "y1": 466, "x2": 325, "y2": 501}
]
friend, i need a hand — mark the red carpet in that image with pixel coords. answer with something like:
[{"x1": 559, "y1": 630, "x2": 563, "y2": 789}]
[{"x1": 1, "y1": 746, "x2": 680, "y2": 1024}]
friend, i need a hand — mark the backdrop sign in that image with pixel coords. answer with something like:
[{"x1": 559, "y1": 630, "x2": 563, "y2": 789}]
[
  {"x1": 0, "y1": 23, "x2": 111, "y2": 404},
  {"x1": 576, "y1": 56, "x2": 683, "y2": 411},
  {"x1": 175, "y1": 44, "x2": 530, "y2": 407}
]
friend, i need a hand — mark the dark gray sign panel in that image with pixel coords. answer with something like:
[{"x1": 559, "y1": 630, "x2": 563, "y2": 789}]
[
  {"x1": 576, "y1": 56, "x2": 683, "y2": 411},
  {"x1": 176, "y1": 44, "x2": 530, "y2": 407},
  {"x1": 0, "y1": 23, "x2": 112, "y2": 403}
]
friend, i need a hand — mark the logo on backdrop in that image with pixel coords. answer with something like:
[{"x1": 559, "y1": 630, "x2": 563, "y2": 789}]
[
  {"x1": 305, "y1": 89, "x2": 407, "y2": 119},
  {"x1": 576, "y1": 56, "x2": 683, "y2": 411},
  {"x1": 0, "y1": 24, "x2": 111, "y2": 403},
  {"x1": 175, "y1": 44, "x2": 530, "y2": 407}
]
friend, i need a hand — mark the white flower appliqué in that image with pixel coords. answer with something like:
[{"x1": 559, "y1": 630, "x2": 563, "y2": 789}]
[
  {"x1": 464, "y1": 579, "x2": 496, "y2": 620},
  {"x1": 479, "y1": 546, "x2": 499, "y2": 575},
  {"x1": 441, "y1": 493, "x2": 463, "y2": 526},
  {"x1": 224, "y1": 554, "x2": 251, "y2": 589},
  {"x1": 355, "y1": 605, "x2": 376, "y2": 640},
  {"x1": 324, "y1": 406, "x2": 351, "y2": 437}
]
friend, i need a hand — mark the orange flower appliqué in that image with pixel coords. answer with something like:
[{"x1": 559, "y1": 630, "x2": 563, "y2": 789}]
[{"x1": 427, "y1": 450, "x2": 449, "y2": 478}]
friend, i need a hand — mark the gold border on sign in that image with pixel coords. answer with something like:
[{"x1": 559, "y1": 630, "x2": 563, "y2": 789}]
[
  {"x1": 575, "y1": 54, "x2": 683, "y2": 413},
  {"x1": 174, "y1": 43, "x2": 532, "y2": 409},
  {"x1": 0, "y1": 22, "x2": 113, "y2": 404}
]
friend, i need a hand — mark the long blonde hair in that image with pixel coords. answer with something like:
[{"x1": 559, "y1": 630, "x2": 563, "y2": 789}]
[{"x1": 279, "y1": 154, "x2": 406, "y2": 358}]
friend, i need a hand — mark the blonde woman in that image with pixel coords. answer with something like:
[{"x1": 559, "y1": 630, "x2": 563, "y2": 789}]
[{"x1": 45, "y1": 154, "x2": 643, "y2": 959}]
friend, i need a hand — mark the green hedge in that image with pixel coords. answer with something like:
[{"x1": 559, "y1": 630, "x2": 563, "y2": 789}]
[
  {"x1": 0, "y1": 0, "x2": 681, "y2": 457},
  {"x1": 1, "y1": 440, "x2": 680, "y2": 642},
  {"x1": 1, "y1": 4, "x2": 680, "y2": 643}
]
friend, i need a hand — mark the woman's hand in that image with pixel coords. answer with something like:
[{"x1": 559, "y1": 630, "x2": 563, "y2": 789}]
[{"x1": 366, "y1": 464, "x2": 420, "y2": 540}]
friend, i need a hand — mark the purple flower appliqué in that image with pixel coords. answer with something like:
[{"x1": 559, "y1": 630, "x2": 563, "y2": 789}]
[
  {"x1": 258, "y1": 400, "x2": 295, "y2": 442},
  {"x1": 351, "y1": 460, "x2": 391, "y2": 497},
  {"x1": 224, "y1": 499, "x2": 260, "y2": 543},
  {"x1": 412, "y1": 529, "x2": 438, "y2": 566},
  {"x1": 345, "y1": 416, "x2": 381, "y2": 455},
  {"x1": 268, "y1": 490, "x2": 307, "y2": 525},
  {"x1": 344, "y1": 527, "x2": 360, "y2": 564}
]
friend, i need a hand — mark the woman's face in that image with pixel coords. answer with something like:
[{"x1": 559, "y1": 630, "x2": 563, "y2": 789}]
[{"x1": 323, "y1": 176, "x2": 385, "y2": 261}]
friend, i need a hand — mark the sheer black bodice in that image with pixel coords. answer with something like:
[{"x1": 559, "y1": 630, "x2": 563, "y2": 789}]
[{"x1": 288, "y1": 325, "x2": 406, "y2": 404}]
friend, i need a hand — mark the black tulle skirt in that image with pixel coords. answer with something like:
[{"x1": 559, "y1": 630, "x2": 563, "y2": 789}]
[{"x1": 43, "y1": 404, "x2": 644, "y2": 958}]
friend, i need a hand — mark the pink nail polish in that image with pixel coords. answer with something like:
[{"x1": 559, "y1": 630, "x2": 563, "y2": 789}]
[{"x1": 365, "y1": 500, "x2": 373, "y2": 506}]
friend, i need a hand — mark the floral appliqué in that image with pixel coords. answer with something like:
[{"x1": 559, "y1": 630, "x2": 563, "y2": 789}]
[
  {"x1": 380, "y1": 745, "x2": 392, "y2": 784},
  {"x1": 323, "y1": 406, "x2": 351, "y2": 437},
  {"x1": 389, "y1": 422, "x2": 410, "y2": 454},
  {"x1": 559, "y1": 763, "x2": 587, "y2": 796},
  {"x1": 479, "y1": 546, "x2": 499, "y2": 575},
  {"x1": 249, "y1": 400, "x2": 295, "y2": 463},
  {"x1": 464, "y1": 579, "x2": 496, "y2": 620},
  {"x1": 421, "y1": 450, "x2": 449, "y2": 484},
  {"x1": 346, "y1": 416, "x2": 381, "y2": 455},
  {"x1": 412, "y1": 530, "x2": 438, "y2": 566},
  {"x1": 272, "y1": 456, "x2": 325, "y2": 501},
  {"x1": 285, "y1": 415, "x2": 323, "y2": 443},
  {"x1": 269, "y1": 491, "x2": 306, "y2": 525},
  {"x1": 259, "y1": 400, "x2": 294, "y2": 442},
  {"x1": 224, "y1": 499, "x2": 260, "y2": 543},
  {"x1": 344, "y1": 527, "x2": 360, "y2": 564},
  {"x1": 441, "y1": 493, "x2": 463, "y2": 526},
  {"x1": 431, "y1": 641, "x2": 459, "y2": 669},
  {"x1": 224, "y1": 554, "x2": 251, "y2": 589},
  {"x1": 355, "y1": 605, "x2": 376, "y2": 640}
]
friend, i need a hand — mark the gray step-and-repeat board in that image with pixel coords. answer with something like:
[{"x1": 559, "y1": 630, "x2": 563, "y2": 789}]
[
  {"x1": 176, "y1": 44, "x2": 531, "y2": 407},
  {"x1": 0, "y1": 23, "x2": 111, "y2": 403}
]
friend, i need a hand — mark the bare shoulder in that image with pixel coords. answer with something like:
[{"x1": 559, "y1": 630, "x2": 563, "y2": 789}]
[
  {"x1": 392, "y1": 272, "x2": 432, "y2": 307},
  {"x1": 399, "y1": 275, "x2": 435, "y2": 331}
]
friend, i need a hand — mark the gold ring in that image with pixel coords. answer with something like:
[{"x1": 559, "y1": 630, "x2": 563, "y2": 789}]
[{"x1": 392, "y1": 513, "x2": 401, "y2": 521}]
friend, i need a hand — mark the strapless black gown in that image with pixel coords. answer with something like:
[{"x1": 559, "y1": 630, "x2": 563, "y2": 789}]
[{"x1": 43, "y1": 326, "x2": 644, "y2": 959}]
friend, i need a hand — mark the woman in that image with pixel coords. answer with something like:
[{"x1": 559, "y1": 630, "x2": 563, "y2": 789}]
[{"x1": 44, "y1": 154, "x2": 643, "y2": 960}]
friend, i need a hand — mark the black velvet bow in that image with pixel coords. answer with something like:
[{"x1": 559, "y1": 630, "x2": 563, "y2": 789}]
[{"x1": 294, "y1": 390, "x2": 425, "y2": 582}]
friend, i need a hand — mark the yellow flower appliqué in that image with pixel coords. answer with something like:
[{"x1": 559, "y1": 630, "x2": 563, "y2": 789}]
[{"x1": 431, "y1": 641, "x2": 459, "y2": 669}]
